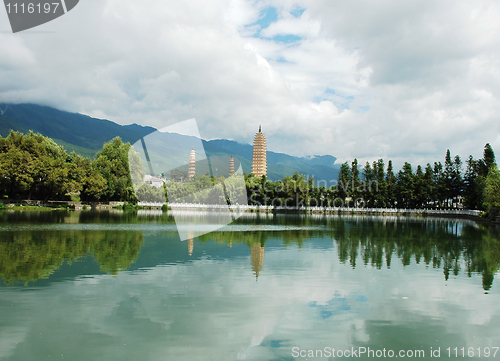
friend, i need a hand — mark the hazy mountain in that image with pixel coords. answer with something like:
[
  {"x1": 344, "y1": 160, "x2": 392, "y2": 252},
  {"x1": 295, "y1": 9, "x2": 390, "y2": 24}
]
[
  {"x1": 204, "y1": 139, "x2": 339, "y2": 182},
  {"x1": 0, "y1": 103, "x2": 155, "y2": 157},
  {"x1": 0, "y1": 103, "x2": 339, "y2": 182}
]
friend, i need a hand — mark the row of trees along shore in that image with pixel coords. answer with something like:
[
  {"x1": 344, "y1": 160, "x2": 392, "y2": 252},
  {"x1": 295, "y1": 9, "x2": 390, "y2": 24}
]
[
  {"x1": 247, "y1": 144, "x2": 499, "y2": 211},
  {"x1": 0, "y1": 131, "x2": 136, "y2": 202},
  {"x1": 1, "y1": 130, "x2": 500, "y2": 212}
]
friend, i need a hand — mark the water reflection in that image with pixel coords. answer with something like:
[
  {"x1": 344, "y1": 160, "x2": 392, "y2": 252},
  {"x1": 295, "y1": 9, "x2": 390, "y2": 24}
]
[
  {"x1": 0, "y1": 211, "x2": 499, "y2": 291},
  {"x1": 0, "y1": 211, "x2": 500, "y2": 361},
  {"x1": 0, "y1": 225, "x2": 144, "y2": 284},
  {"x1": 200, "y1": 215, "x2": 500, "y2": 290}
]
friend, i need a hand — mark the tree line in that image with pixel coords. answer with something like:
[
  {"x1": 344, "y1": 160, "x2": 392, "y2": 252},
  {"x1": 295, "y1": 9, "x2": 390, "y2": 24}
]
[
  {"x1": 245, "y1": 143, "x2": 500, "y2": 211},
  {"x1": 336, "y1": 144, "x2": 498, "y2": 210},
  {"x1": 0, "y1": 131, "x2": 136, "y2": 202},
  {"x1": 1, "y1": 130, "x2": 499, "y2": 212}
]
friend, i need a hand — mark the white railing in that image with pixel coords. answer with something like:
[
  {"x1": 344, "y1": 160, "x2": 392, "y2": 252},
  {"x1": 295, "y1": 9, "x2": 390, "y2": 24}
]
[{"x1": 137, "y1": 202, "x2": 482, "y2": 216}]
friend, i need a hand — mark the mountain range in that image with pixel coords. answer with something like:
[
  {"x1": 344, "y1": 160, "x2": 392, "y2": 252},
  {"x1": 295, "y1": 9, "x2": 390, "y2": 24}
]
[{"x1": 0, "y1": 103, "x2": 339, "y2": 182}]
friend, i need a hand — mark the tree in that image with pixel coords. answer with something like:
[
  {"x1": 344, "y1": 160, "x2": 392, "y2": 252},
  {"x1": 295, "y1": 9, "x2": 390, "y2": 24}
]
[
  {"x1": 423, "y1": 164, "x2": 435, "y2": 207},
  {"x1": 443, "y1": 149, "x2": 454, "y2": 205},
  {"x1": 396, "y1": 162, "x2": 414, "y2": 208},
  {"x1": 463, "y1": 155, "x2": 481, "y2": 209},
  {"x1": 385, "y1": 160, "x2": 396, "y2": 207},
  {"x1": 92, "y1": 137, "x2": 136, "y2": 202},
  {"x1": 451, "y1": 155, "x2": 463, "y2": 207},
  {"x1": 170, "y1": 169, "x2": 188, "y2": 182},
  {"x1": 479, "y1": 143, "x2": 496, "y2": 176},
  {"x1": 484, "y1": 165, "x2": 500, "y2": 209},
  {"x1": 362, "y1": 161, "x2": 375, "y2": 206},
  {"x1": 414, "y1": 165, "x2": 427, "y2": 208},
  {"x1": 0, "y1": 131, "x2": 83, "y2": 200},
  {"x1": 433, "y1": 162, "x2": 445, "y2": 207},
  {"x1": 373, "y1": 159, "x2": 386, "y2": 207},
  {"x1": 470, "y1": 143, "x2": 498, "y2": 210},
  {"x1": 351, "y1": 158, "x2": 360, "y2": 202},
  {"x1": 337, "y1": 162, "x2": 351, "y2": 201}
]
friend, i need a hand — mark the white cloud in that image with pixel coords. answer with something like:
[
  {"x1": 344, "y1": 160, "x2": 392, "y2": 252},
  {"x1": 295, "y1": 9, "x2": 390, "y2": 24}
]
[{"x1": 1, "y1": 0, "x2": 500, "y2": 168}]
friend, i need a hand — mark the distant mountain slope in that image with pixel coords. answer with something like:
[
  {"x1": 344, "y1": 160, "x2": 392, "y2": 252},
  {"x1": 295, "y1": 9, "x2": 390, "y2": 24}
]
[
  {"x1": 0, "y1": 103, "x2": 155, "y2": 155},
  {"x1": 205, "y1": 139, "x2": 339, "y2": 182},
  {"x1": 0, "y1": 103, "x2": 339, "y2": 182}
]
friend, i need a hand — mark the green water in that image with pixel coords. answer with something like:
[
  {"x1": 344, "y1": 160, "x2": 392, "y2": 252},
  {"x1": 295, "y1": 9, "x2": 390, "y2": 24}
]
[{"x1": 1, "y1": 211, "x2": 500, "y2": 361}]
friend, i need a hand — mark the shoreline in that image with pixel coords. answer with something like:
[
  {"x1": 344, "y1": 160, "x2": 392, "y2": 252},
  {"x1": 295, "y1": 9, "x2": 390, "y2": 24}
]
[{"x1": 2, "y1": 201, "x2": 498, "y2": 225}]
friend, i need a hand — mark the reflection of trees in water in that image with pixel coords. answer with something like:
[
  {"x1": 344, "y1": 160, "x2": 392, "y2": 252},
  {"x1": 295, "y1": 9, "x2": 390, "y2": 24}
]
[
  {"x1": 199, "y1": 230, "x2": 270, "y2": 278},
  {"x1": 201, "y1": 216, "x2": 500, "y2": 291},
  {"x1": 329, "y1": 218, "x2": 500, "y2": 291},
  {"x1": 2, "y1": 211, "x2": 499, "y2": 290},
  {"x1": 0, "y1": 230, "x2": 143, "y2": 284},
  {"x1": 0, "y1": 210, "x2": 175, "y2": 225}
]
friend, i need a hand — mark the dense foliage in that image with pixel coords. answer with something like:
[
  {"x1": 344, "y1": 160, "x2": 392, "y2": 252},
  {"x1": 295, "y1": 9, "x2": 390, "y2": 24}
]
[
  {"x1": 1, "y1": 130, "x2": 499, "y2": 211},
  {"x1": 0, "y1": 131, "x2": 136, "y2": 202},
  {"x1": 245, "y1": 144, "x2": 499, "y2": 210}
]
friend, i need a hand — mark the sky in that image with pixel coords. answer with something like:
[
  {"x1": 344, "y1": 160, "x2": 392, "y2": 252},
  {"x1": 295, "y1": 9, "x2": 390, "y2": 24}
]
[{"x1": 1, "y1": 0, "x2": 500, "y2": 168}]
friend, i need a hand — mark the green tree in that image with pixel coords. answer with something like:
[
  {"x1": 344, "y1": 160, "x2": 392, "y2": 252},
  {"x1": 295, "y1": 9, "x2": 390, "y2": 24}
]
[
  {"x1": 479, "y1": 143, "x2": 496, "y2": 176},
  {"x1": 463, "y1": 155, "x2": 481, "y2": 209},
  {"x1": 443, "y1": 149, "x2": 454, "y2": 205},
  {"x1": 92, "y1": 137, "x2": 136, "y2": 202},
  {"x1": 373, "y1": 159, "x2": 386, "y2": 207},
  {"x1": 469, "y1": 144, "x2": 497, "y2": 210},
  {"x1": 362, "y1": 161, "x2": 374, "y2": 206},
  {"x1": 484, "y1": 165, "x2": 500, "y2": 209},
  {"x1": 0, "y1": 131, "x2": 83, "y2": 200},
  {"x1": 396, "y1": 162, "x2": 415, "y2": 208},
  {"x1": 351, "y1": 158, "x2": 360, "y2": 202},
  {"x1": 414, "y1": 165, "x2": 427, "y2": 208},
  {"x1": 423, "y1": 164, "x2": 435, "y2": 207},
  {"x1": 337, "y1": 162, "x2": 351, "y2": 201},
  {"x1": 451, "y1": 155, "x2": 463, "y2": 207},
  {"x1": 385, "y1": 160, "x2": 397, "y2": 207},
  {"x1": 433, "y1": 162, "x2": 445, "y2": 207}
]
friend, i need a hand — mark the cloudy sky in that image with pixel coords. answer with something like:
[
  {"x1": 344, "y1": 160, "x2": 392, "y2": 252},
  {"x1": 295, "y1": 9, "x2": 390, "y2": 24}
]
[{"x1": 1, "y1": 0, "x2": 500, "y2": 167}]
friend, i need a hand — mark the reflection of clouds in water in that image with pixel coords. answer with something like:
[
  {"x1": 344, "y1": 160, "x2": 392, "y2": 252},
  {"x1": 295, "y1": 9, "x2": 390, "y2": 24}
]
[
  {"x1": 0, "y1": 326, "x2": 28, "y2": 359},
  {"x1": 0, "y1": 246, "x2": 499, "y2": 360},
  {"x1": 309, "y1": 291, "x2": 369, "y2": 319}
]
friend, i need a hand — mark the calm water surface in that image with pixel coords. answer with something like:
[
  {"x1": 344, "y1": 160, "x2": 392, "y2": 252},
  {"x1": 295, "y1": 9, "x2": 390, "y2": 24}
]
[{"x1": 1, "y1": 210, "x2": 500, "y2": 361}]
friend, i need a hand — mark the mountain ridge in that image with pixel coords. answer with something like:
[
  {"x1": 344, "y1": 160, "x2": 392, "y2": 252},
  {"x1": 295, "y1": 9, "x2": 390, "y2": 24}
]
[{"x1": 0, "y1": 103, "x2": 339, "y2": 181}]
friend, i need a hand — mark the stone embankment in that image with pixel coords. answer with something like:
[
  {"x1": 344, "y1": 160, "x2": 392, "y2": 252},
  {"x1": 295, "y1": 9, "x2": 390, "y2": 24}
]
[{"x1": 139, "y1": 202, "x2": 486, "y2": 218}]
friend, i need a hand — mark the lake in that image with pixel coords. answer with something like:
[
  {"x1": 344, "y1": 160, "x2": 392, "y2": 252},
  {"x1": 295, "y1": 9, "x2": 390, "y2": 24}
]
[{"x1": 1, "y1": 210, "x2": 500, "y2": 360}]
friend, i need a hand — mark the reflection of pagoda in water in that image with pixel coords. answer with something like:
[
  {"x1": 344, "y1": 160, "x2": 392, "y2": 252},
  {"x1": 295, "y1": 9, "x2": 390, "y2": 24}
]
[
  {"x1": 187, "y1": 231, "x2": 194, "y2": 256},
  {"x1": 250, "y1": 243, "x2": 265, "y2": 278},
  {"x1": 251, "y1": 126, "x2": 267, "y2": 177},
  {"x1": 188, "y1": 148, "x2": 196, "y2": 179}
]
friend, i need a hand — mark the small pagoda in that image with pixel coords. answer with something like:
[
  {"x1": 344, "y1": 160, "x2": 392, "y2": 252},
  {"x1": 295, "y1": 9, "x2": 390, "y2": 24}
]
[{"x1": 188, "y1": 148, "x2": 196, "y2": 179}]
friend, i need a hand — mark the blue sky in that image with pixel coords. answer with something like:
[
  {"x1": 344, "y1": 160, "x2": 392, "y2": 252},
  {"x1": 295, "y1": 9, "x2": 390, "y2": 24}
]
[{"x1": 247, "y1": 7, "x2": 303, "y2": 43}]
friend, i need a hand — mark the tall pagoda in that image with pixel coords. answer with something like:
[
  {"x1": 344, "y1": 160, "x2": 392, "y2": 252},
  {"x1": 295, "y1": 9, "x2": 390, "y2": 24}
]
[
  {"x1": 251, "y1": 126, "x2": 267, "y2": 177},
  {"x1": 188, "y1": 148, "x2": 196, "y2": 179}
]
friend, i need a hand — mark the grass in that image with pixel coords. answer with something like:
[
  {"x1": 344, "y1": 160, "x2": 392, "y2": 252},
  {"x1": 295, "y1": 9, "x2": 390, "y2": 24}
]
[{"x1": 8, "y1": 205, "x2": 57, "y2": 211}]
